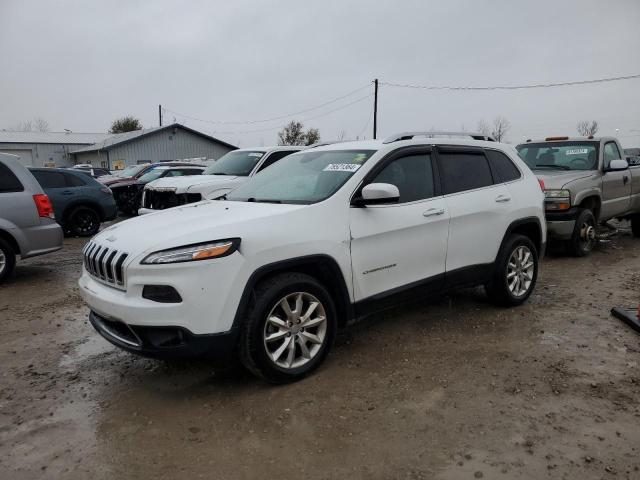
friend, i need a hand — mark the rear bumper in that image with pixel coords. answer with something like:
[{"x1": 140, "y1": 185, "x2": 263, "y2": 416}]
[
  {"x1": 19, "y1": 222, "x2": 64, "y2": 259},
  {"x1": 89, "y1": 310, "x2": 237, "y2": 359}
]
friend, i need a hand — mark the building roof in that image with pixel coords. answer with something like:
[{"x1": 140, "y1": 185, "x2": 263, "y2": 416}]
[
  {"x1": 0, "y1": 130, "x2": 111, "y2": 145},
  {"x1": 71, "y1": 123, "x2": 237, "y2": 154}
]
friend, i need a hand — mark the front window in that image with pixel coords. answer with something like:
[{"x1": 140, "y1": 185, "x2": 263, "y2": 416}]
[
  {"x1": 227, "y1": 149, "x2": 375, "y2": 204},
  {"x1": 517, "y1": 142, "x2": 598, "y2": 171},
  {"x1": 137, "y1": 168, "x2": 169, "y2": 183},
  {"x1": 203, "y1": 151, "x2": 266, "y2": 176}
]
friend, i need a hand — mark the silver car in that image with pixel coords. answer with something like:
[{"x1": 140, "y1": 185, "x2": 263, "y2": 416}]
[{"x1": 0, "y1": 153, "x2": 63, "y2": 281}]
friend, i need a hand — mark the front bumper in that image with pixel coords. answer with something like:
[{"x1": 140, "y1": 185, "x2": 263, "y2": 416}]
[
  {"x1": 89, "y1": 310, "x2": 237, "y2": 359},
  {"x1": 545, "y1": 207, "x2": 578, "y2": 240}
]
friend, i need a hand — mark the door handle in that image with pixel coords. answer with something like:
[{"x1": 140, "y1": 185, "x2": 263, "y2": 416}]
[
  {"x1": 623, "y1": 175, "x2": 629, "y2": 185},
  {"x1": 423, "y1": 208, "x2": 445, "y2": 217},
  {"x1": 61, "y1": 190, "x2": 74, "y2": 195},
  {"x1": 495, "y1": 195, "x2": 511, "y2": 203}
]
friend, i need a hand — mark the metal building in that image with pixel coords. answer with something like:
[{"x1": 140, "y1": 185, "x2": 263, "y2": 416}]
[
  {"x1": 0, "y1": 130, "x2": 110, "y2": 167},
  {"x1": 71, "y1": 124, "x2": 237, "y2": 169}
]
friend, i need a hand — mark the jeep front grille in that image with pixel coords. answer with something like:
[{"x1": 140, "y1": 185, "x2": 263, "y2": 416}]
[
  {"x1": 143, "y1": 189, "x2": 202, "y2": 210},
  {"x1": 82, "y1": 241, "x2": 128, "y2": 289}
]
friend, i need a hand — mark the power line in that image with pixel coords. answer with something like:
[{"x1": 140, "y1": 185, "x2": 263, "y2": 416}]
[
  {"x1": 163, "y1": 82, "x2": 371, "y2": 125},
  {"x1": 380, "y1": 73, "x2": 640, "y2": 91}
]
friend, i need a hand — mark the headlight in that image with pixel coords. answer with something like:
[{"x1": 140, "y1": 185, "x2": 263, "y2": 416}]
[
  {"x1": 544, "y1": 189, "x2": 570, "y2": 199},
  {"x1": 141, "y1": 239, "x2": 240, "y2": 264}
]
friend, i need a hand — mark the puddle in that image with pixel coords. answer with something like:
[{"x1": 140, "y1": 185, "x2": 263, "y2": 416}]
[{"x1": 59, "y1": 334, "x2": 115, "y2": 368}]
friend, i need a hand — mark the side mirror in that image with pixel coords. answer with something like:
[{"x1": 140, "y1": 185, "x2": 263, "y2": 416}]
[
  {"x1": 606, "y1": 159, "x2": 629, "y2": 172},
  {"x1": 353, "y1": 183, "x2": 400, "y2": 206}
]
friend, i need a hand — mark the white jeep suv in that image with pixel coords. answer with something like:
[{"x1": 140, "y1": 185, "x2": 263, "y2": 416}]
[
  {"x1": 138, "y1": 146, "x2": 301, "y2": 214},
  {"x1": 79, "y1": 132, "x2": 546, "y2": 383}
]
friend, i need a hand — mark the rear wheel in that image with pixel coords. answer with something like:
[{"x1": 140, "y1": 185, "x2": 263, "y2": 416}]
[
  {"x1": 485, "y1": 234, "x2": 538, "y2": 306},
  {"x1": 67, "y1": 206, "x2": 100, "y2": 237},
  {"x1": 632, "y1": 215, "x2": 640, "y2": 238},
  {"x1": 239, "y1": 272, "x2": 337, "y2": 383},
  {"x1": 568, "y1": 208, "x2": 596, "y2": 257},
  {"x1": 0, "y1": 237, "x2": 16, "y2": 283}
]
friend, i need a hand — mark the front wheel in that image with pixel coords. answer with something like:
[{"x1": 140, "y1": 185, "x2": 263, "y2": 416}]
[
  {"x1": 239, "y1": 272, "x2": 337, "y2": 383},
  {"x1": 631, "y1": 215, "x2": 640, "y2": 238},
  {"x1": 568, "y1": 208, "x2": 596, "y2": 257},
  {"x1": 485, "y1": 234, "x2": 539, "y2": 306}
]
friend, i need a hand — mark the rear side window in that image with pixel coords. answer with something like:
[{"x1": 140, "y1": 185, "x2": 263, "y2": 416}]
[
  {"x1": 0, "y1": 163, "x2": 24, "y2": 193},
  {"x1": 370, "y1": 153, "x2": 434, "y2": 203},
  {"x1": 486, "y1": 150, "x2": 521, "y2": 182},
  {"x1": 438, "y1": 151, "x2": 494, "y2": 195},
  {"x1": 66, "y1": 173, "x2": 86, "y2": 186},
  {"x1": 31, "y1": 170, "x2": 67, "y2": 188}
]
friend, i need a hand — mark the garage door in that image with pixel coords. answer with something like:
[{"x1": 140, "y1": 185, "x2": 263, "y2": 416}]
[{"x1": 0, "y1": 149, "x2": 33, "y2": 166}]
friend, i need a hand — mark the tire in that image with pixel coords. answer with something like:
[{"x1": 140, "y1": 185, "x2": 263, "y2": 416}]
[
  {"x1": 632, "y1": 215, "x2": 640, "y2": 238},
  {"x1": 0, "y1": 237, "x2": 17, "y2": 283},
  {"x1": 239, "y1": 272, "x2": 337, "y2": 383},
  {"x1": 485, "y1": 234, "x2": 539, "y2": 307},
  {"x1": 568, "y1": 208, "x2": 596, "y2": 257},
  {"x1": 67, "y1": 206, "x2": 101, "y2": 237}
]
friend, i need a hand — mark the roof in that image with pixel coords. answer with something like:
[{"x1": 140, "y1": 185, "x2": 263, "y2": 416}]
[
  {"x1": 0, "y1": 130, "x2": 111, "y2": 145},
  {"x1": 520, "y1": 136, "x2": 618, "y2": 145},
  {"x1": 71, "y1": 123, "x2": 237, "y2": 154}
]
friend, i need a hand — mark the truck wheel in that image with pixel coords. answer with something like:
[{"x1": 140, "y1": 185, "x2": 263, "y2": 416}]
[
  {"x1": 0, "y1": 237, "x2": 17, "y2": 283},
  {"x1": 485, "y1": 234, "x2": 538, "y2": 307},
  {"x1": 632, "y1": 215, "x2": 640, "y2": 238},
  {"x1": 239, "y1": 272, "x2": 337, "y2": 383},
  {"x1": 568, "y1": 208, "x2": 596, "y2": 257},
  {"x1": 67, "y1": 206, "x2": 101, "y2": 237}
]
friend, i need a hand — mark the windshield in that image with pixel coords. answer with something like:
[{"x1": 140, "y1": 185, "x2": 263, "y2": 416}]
[
  {"x1": 516, "y1": 142, "x2": 599, "y2": 171},
  {"x1": 117, "y1": 164, "x2": 147, "y2": 177},
  {"x1": 137, "y1": 168, "x2": 169, "y2": 183},
  {"x1": 203, "y1": 151, "x2": 266, "y2": 176},
  {"x1": 227, "y1": 150, "x2": 375, "y2": 204}
]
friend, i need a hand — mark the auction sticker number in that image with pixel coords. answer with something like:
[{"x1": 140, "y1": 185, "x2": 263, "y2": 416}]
[
  {"x1": 566, "y1": 148, "x2": 589, "y2": 155},
  {"x1": 323, "y1": 163, "x2": 361, "y2": 172}
]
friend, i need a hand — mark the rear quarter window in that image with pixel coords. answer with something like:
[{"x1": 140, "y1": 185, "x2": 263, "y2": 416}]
[
  {"x1": 31, "y1": 170, "x2": 67, "y2": 188},
  {"x1": 486, "y1": 150, "x2": 522, "y2": 182},
  {"x1": 0, "y1": 163, "x2": 24, "y2": 193},
  {"x1": 65, "y1": 173, "x2": 87, "y2": 186}
]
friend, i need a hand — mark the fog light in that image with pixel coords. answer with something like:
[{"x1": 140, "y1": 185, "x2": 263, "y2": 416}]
[{"x1": 142, "y1": 285, "x2": 182, "y2": 303}]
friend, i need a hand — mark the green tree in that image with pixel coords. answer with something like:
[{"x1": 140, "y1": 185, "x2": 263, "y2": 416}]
[
  {"x1": 277, "y1": 120, "x2": 320, "y2": 146},
  {"x1": 109, "y1": 116, "x2": 143, "y2": 134}
]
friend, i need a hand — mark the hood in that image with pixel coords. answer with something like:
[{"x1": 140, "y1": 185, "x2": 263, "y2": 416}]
[
  {"x1": 145, "y1": 174, "x2": 242, "y2": 193},
  {"x1": 532, "y1": 169, "x2": 596, "y2": 189},
  {"x1": 109, "y1": 179, "x2": 138, "y2": 189},
  {"x1": 92, "y1": 200, "x2": 305, "y2": 257}
]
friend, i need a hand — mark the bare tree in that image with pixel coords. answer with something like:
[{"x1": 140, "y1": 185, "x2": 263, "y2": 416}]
[
  {"x1": 337, "y1": 130, "x2": 347, "y2": 141},
  {"x1": 477, "y1": 119, "x2": 491, "y2": 137},
  {"x1": 13, "y1": 120, "x2": 33, "y2": 132},
  {"x1": 34, "y1": 117, "x2": 49, "y2": 132},
  {"x1": 577, "y1": 120, "x2": 599, "y2": 136},
  {"x1": 491, "y1": 116, "x2": 511, "y2": 142},
  {"x1": 277, "y1": 120, "x2": 320, "y2": 146}
]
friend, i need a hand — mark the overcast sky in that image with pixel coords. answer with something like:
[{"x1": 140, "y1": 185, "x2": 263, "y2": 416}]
[{"x1": 1, "y1": 0, "x2": 639, "y2": 147}]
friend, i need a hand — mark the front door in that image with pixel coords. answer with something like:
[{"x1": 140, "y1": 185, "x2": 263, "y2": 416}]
[
  {"x1": 349, "y1": 148, "x2": 449, "y2": 307},
  {"x1": 601, "y1": 141, "x2": 631, "y2": 218}
]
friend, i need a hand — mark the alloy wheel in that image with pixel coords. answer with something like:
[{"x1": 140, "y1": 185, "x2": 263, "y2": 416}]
[
  {"x1": 507, "y1": 245, "x2": 535, "y2": 297},
  {"x1": 0, "y1": 250, "x2": 5, "y2": 275},
  {"x1": 263, "y1": 292, "x2": 327, "y2": 369}
]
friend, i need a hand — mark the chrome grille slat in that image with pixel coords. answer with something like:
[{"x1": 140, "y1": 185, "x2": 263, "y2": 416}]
[{"x1": 83, "y1": 241, "x2": 128, "y2": 290}]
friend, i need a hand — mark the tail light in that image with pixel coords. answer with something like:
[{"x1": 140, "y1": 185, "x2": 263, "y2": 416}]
[
  {"x1": 33, "y1": 194, "x2": 55, "y2": 219},
  {"x1": 100, "y1": 186, "x2": 113, "y2": 195},
  {"x1": 537, "y1": 178, "x2": 545, "y2": 191}
]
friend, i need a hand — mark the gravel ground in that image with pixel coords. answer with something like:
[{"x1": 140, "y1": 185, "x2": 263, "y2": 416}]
[{"x1": 1, "y1": 228, "x2": 639, "y2": 480}]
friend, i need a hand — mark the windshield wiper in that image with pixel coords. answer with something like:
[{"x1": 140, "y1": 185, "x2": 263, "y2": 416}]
[
  {"x1": 246, "y1": 197, "x2": 282, "y2": 204},
  {"x1": 211, "y1": 172, "x2": 230, "y2": 175},
  {"x1": 535, "y1": 164, "x2": 571, "y2": 170}
]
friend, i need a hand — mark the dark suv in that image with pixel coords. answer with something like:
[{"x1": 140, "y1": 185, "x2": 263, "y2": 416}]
[{"x1": 29, "y1": 168, "x2": 118, "y2": 236}]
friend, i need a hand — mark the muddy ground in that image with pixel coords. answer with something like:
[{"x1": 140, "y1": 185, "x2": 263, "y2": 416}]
[{"x1": 1, "y1": 227, "x2": 639, "y2": 480}]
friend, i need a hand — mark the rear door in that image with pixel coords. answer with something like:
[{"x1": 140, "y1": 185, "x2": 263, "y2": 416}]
[
  {"x1": 601, "y1": 141, "x2": 631, "y2": 218},
  {"x1": 436, "y1": 146, "x2": 512, "y2": 273},
  {"x1": 0, "y1": 161, "x2": 38, "y2": 228},
  {"x1": 350, "y1": 147, "x2": 449, "y2": 305}
]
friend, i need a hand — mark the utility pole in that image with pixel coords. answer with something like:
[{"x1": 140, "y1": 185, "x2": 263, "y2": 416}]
[
  {"x1": 159, "y1": 105, "x2": 163, "y2": 126},
  {"x1": 373, "y1": 79, "x2": 378, "y2": 139}
]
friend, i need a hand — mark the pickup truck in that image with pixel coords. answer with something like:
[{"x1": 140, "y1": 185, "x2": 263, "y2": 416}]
[
  {"x1": 138, "y1": 146, "x2": 301, "y2": 214},
  {"x1": 517, "y1": 136, "x2": 640, "y2": 256}
]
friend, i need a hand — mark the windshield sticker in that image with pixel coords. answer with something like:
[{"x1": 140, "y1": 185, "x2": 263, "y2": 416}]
[
  {"x1": 248, "y1": 153, "x2": 264, "y2": 157},
  {"x1": 323, "y1": 163, "x2": 361, "y2": 173},
  {"x1": 352, "y1": 153, "x2": 368, "y2": 164},
  {"x1": 566, "y1": 148, "x2": 589, "y2": 155}
]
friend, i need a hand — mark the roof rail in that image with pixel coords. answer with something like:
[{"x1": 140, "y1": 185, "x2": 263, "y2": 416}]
[
  {"x1": 382, "y1": 131, "x2": 496, "y2": 144},
  {"x1": 305, "y1": 140, "x2": 350, "y2": 149}
]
